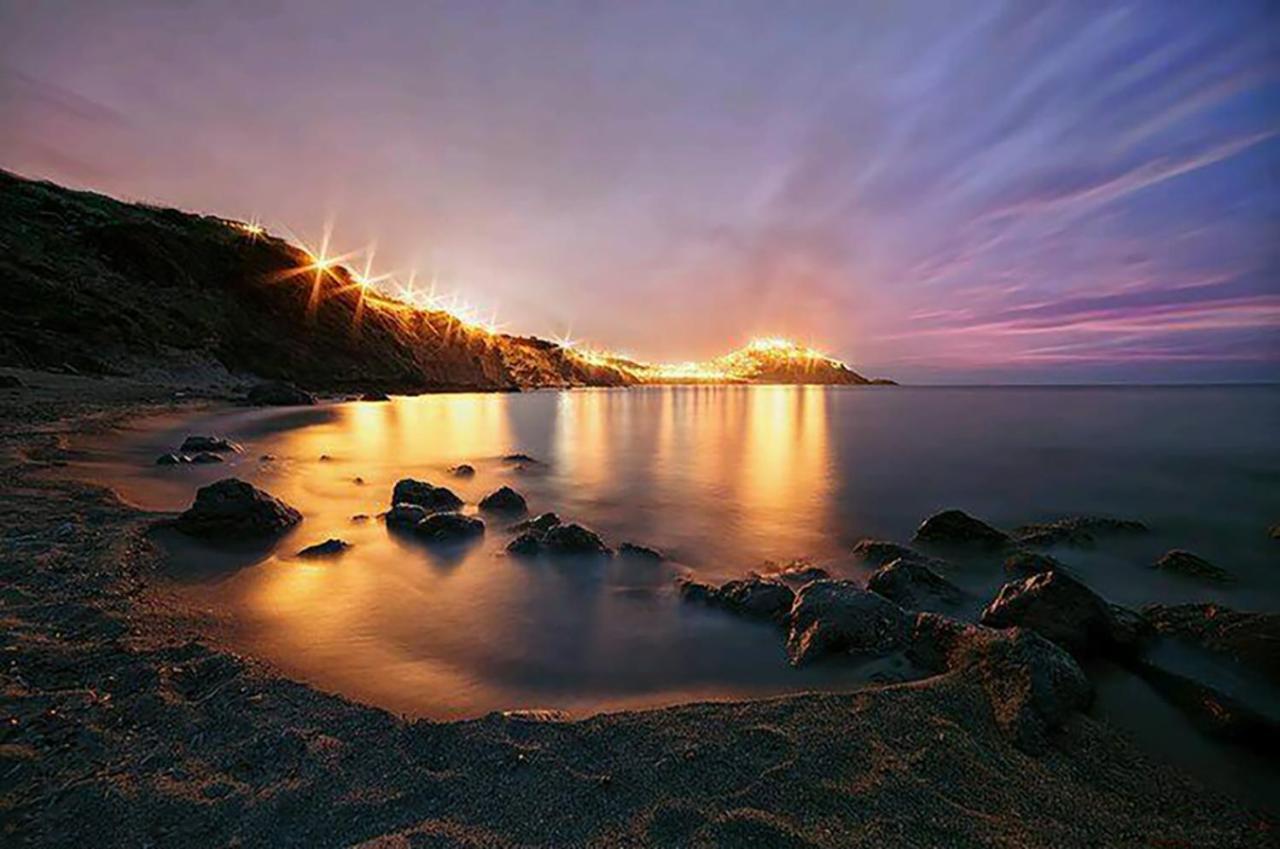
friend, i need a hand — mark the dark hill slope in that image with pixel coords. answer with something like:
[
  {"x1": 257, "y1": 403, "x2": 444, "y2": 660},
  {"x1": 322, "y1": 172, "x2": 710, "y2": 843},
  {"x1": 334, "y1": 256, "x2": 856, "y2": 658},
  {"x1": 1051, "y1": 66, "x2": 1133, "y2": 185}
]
[{"x1": 0, "y1": 171, "x2": 631, "y2": 391}]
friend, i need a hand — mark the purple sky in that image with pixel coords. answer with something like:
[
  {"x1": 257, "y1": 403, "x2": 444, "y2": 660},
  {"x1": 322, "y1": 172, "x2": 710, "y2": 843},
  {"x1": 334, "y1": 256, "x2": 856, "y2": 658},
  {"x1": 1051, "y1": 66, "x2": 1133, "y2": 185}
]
[{"x1": 2, "y1": 1, "x2": 1277, "y2": 383}]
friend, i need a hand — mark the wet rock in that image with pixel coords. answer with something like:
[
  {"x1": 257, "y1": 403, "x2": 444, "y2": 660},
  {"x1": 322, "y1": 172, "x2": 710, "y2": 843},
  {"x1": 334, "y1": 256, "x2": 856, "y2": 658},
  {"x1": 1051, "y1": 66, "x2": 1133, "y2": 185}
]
[
  {"x1": 506, "y1": 532, "x2": 544, "y2": 556},
  {"x1": 449, "y1": 464, "x2": 476, "y2": 478},
  {"x1": 350, "y1": 514, "x2": 371, "y2": 523},
  {"x1": 911, "y1": 613, "x2": 1092, "y2": 753},
  {"x1": 619, "y1": 542, "x2": 664, "y2": 562},
  {"x1": 541, "y1": 523, "x2": 610, "y2": 557},
  {"x1": 851, "y1": 539, "x2": 938, "y2": 568},
  {"x1": 390, "y1": 478, "x2": 463, "y2": 512},
  {"x1": 384, "y1": 503, "x2": 428, "y2": 531},
  {"x1": 678, "y1": 577, "x2": 795, "y2": 623},
  {"x1": 297, "y1": 538, "x2": 351, "y2": 558},
  {"x1": 414, "y1": 512, "x2": 484, "y2": 544},
  {"x1": 1013, "y1": 516, "x2": 1148, "y2": 548},
  {"x1": 319, "y1": 454, "x2": 332, "y2": 462},
  {"x1": 174, "y1": 478, "x2": 301, "y2": 539},
  {"x1": 353, "y1": 476, "x2": 364, "y2": 485},
  {"x1": 1152, "y1": 549, "x2": 1232, "y2": 583},
  {"x1": 1141, "y1": 603, "x2": 1280, "y2": 686},
  {"x1": 980, "y1": 571, "x2": 1124, "y2": 657},
  {"x1": 155, "y1": 453, "x2": 188, "y2": 466},
  {"x1": 259, "y1": 454, "x2": 275, "y2": 462},
  {"x1": 1130, "y1": 659, "x2": 1280, "y2": 751},
  {"x1": 479, "y1": 486, "x2": 528, "y2": 513},
  {"x1": 786, "y1": 580, "x2": 912, "y2": 666},
  {"x1": 867, "y1": 558, "x2": 967, "y2": 613},
  {"x1": 246, "y1": 380, "x2": 316, "y2": 406},
  {"x1": 502, "y1": 453, "x2": 539, "y2": 463},
  {"x1": 511, "y1": 512, "x2": 560, "y2": 534},
  {"x1": 360, "y1": 391, "x2": 390, "y2": 401},
  {"x1": 913, "y1": 510, "x2": 1010, "y2": 549},
  {"x1": 190, "y1": 452, "x2": 224, "y2": 464},
  {"x1": 1003, "y1": 550, "x2": 1068, "y2": 580},
  {"x1": 180, "y1": 435, "x2": 240, "y2": 453}
]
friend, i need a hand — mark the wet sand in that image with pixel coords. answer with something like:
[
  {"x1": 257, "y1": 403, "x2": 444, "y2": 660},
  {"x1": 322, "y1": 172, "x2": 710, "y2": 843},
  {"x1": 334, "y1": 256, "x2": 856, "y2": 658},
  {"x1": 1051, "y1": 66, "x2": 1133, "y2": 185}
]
[{"x1": 1, "y1": 370, "x2": 1275, "y2": 848}]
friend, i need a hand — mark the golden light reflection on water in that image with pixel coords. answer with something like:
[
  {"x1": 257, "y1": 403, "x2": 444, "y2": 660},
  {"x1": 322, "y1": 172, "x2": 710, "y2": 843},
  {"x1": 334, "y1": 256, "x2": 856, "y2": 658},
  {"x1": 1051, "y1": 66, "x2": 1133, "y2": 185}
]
[{"x1": 108, "y1": 387, "x2": 852, "y2": 719}]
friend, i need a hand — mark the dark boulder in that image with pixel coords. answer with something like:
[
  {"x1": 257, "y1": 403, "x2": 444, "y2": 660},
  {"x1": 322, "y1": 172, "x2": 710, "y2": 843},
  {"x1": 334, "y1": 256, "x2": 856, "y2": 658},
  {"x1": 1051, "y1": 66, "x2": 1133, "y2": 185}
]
[
  {"x1": 867, "y1": 558, "x2": 967, "y2": 613},
  {"x1": 851, "y1": 538, "x2": 939, "y2": 568},
  {"x1": 502, "y1": 453, "x2": 539, "y2": 464},
  {"x1": 676, "y1": 576, "x2": 795, "y2": 623},
  {"x1": 506, "y1": 532, "x2": 544, "y2": 556},
  {"x1": 619, "y1": 542, "x2": 664, "y2": 562},
  {"x1": 449, "y1": 464, "x2": 476, "y2": 478},
  {"x1": 786, "y1": 580, "x2": 911, "y2": 666},
  {"x1": 298, "y1": 538, "x2": 351, "y2": 558},
  {"x1": 180, "y1": 435, "x2": 240, "y2": 453},
  {"x1": 1013, "y1": 516, "x2": 1148, "y2": 548},
  {"x1": 385, "y1": 502, "x2": 428, "y2": 531},
  {"x1": 1003, "y1": 550, "x2": 1069, "y2": 580},
  {"x1": 360, "y1": 391, "x2": 390, "y2": 401},
  {"x1": 155, "y1": 453, "x2": 187, "y2": 466},
  {"x1": 246, "y1": 381, "x2": 316, "y2": 406},
  {"x1": 980, "y1": 571, "x2": 1124, "y2": 657},
  {"x1": 174, "y1": 478, "x2": 301, "y2": 540},
  {"x1": 190, "y1": 452, "x2": 224, "y2": 464},
  {"x1": 913, "y1": 510, "x2": 1010, "y2": 549},
  {"x1": 511, "y1": 512, "x2": 560, "y2": 534},
  {"x1": 390, "y1": 478, "x2": 463, "y2": 512},
  {"x1": 414, "y1": 512, "x2": 485, "y2": 544},
  {"x1": 1152, "y1": 549, "x2": 1232, "y2": 583},
  {"x1": 1141, "y1": 603, "x2": 1280, "y2": 686},
  {"x1": 542, "y1": 523, "x2": 610, "y2": 557},
  {"x1": 479, "y1": 486, "x2": 528, "y2": 514}
]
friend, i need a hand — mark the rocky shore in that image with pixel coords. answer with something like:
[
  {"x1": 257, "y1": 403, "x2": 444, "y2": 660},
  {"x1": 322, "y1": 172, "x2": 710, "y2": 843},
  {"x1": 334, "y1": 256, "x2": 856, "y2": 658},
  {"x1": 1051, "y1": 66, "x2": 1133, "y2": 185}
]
[{"x1": 1, "y1": 371, "x2": 1276, "y2": 847}]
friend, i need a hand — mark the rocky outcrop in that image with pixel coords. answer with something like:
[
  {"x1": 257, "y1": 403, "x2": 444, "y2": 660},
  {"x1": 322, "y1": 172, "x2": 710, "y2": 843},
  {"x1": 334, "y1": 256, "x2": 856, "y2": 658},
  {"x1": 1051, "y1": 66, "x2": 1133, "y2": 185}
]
[
  {"x1": 913, "y1": 510, "x2": 1010, "y2": 549},
  {"x1": 980, "y1": 571, "x2": 1135, "y2": 657},
  {"x1": 297, "y1": 538, "x2": 351, "y2": 558},
  {"x1": 385, "y1": 503, "x2": 427, "y2": 531},
  {"x1": 1012, "y1": 516, "x2": 1147, "y2": 548},
  {"x1": 786, "y1": 580, "x2": 912, "y2": 666},
  {"x1": 1141, "y1": 604, "x2": 1280, "y2": 686},
  {"x1": 174, "y1": 478, "x2": 301, "y2": 540},
  {"x1": 1152, "y1": 550, "x2": 1232, "y2": 583},
  {"x1": 478, "y1": 486, "x2": 527, "y2": 514},
  {"x1": 390, "y1": 479, "x2": 463, "y2": 513},
  {"x1": 619, "y1": 542, "x2": 664, "y2": 562},
  {"x1": 851, "y1": 539, "x2": 939, "y2": 568},
  {"x1": 866, "y1": 558, "x2": 967, "y2": 613},
  {"x1": 542, "y1": 523, "x2": 610, "y2": 557},
  {"x1": 677, "y1": 577, "x2": 794, "y2": 623},
  {"x1": 511, "y1": 512, "x2": 560, "y2": 534},
  {"x1": 1003, "y1": 550, "x2": 1068, "y2": 580},
  {"x1": 414, "y1": 512, "x2": 484, "y2": 544}
]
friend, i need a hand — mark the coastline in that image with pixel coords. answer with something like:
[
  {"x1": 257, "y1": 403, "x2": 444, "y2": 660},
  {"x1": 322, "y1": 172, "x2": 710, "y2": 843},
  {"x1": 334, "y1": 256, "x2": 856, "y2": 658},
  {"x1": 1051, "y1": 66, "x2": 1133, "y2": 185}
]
[{"x1": 1, "y1": 370, "x2": 1274, "y2": 847}]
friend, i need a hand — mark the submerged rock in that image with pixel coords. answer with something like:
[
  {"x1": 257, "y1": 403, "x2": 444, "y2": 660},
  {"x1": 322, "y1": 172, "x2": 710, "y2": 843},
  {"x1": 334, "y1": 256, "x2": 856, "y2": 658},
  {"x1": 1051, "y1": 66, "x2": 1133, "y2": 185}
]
[
  {"x1": 867, "y1": 558, "x2": 967, "y2": 613},
  {"x1": 980, "y1": 571, "x2": 1128, "y2": 657},
  {"x1": 1013, "y1": 516, "x2": 1148, "y2": 548},
  {"x1": 297, "y1": 538, "x2": 351, "y2": 558},
  {"x1": 190, "y1": 452, "x2": 224, "y2": 464},
  {"x1": 502, "y1": 452, "x2": 539, "y2": 464},
  {"x1": 390, "y1": 478, "x2": 463, "y2": 512},
  {"x1": 511, "y1": 512, "x2": 560, "y2": 534},
  {"x1": 506, "y1": 532, "x2": 544, "y2": 556},
  {"x1": 478, "y1": 486, "x2": 528, "y2": 513},
  {"x1": 786, "y1": 580, "x2": 911, "y2": 666},
  {"x1": 385, "y1": 502, "x2": 428, "y2": 531},
  {"x1": 1141, "y1": 603, "x2": 1280, "y2": 686},
  {"x1": 678, "y1": 577, "x2": 794, "y2": 623},
  {"x1": 414, "y1": 512, "x2": 485, "y2": 544},
  {"x1": 360, "y1": 391, "x2": 390, "y2": 401},
  {"x1": 851, "y1": 539, "x2": 937, "y2": 568},
  {"x1": 246, "y1": 380, "x2": 316, "y2": 406},
  {"x1": 1152, "y1": 549, "x2": 1232, "y2": 583},
  {"x1": 1003, "y1": 550, "x2": 1069, "y2": 580},
  {"x1": 449, "y1": 464, "x2": 476, "y2": 478},
  {"x1": 174, "y1": 478, "x2": 301, "y2": 540},
  {"x1": 180, "y1": 435, "x2": 240, "y2": 453},
  {"x1": 541, "y1": 523, "x2": 610, "y2": 557},
  {"x1": 155, "y1": 453, "x2": 188, "y2": 466},
  {"x1": 619, "y1": 542, "x2": 664, "y2": 562},
  {"x1": 913, "y1": 510, "x2": 1010, "y2": 549}
]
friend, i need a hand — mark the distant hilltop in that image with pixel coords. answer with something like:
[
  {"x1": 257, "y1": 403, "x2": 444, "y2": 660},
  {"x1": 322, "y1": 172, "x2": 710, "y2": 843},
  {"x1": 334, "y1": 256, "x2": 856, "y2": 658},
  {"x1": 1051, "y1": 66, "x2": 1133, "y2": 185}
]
[{"x1": 0, "y1": 171, "x2": 892, "y2": 391}]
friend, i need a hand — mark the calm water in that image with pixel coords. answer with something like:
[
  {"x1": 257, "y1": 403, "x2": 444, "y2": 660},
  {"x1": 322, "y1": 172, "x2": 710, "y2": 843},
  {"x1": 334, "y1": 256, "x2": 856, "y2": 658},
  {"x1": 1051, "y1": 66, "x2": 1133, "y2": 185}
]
[{"x1": 78, "y1": 385, "x2": 1280, "y2": 799}]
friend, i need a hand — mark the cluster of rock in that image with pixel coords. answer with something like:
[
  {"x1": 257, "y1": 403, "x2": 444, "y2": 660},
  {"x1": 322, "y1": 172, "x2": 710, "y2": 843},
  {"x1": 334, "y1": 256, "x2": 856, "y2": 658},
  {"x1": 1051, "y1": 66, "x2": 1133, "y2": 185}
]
[
  {"x1": 677, "y1": 508, "x2": 1275, "y2": 753},
  {"x1": 156, "y1": 434, "x2": 242, "y2": 466}
]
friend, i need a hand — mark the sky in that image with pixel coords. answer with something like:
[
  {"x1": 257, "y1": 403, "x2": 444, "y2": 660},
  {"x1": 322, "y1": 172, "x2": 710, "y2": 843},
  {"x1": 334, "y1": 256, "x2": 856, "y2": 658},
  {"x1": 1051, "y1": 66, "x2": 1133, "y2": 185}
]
[{"x1": 1, "y1": 1, "x2": 1277, "y2": 383}]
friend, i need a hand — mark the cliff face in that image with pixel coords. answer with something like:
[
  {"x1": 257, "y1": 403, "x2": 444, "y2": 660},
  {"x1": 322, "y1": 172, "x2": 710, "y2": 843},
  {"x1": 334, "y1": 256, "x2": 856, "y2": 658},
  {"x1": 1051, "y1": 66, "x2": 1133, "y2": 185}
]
[{"x1": 0, "y1": 171, "x2": 633, "y2": 392}]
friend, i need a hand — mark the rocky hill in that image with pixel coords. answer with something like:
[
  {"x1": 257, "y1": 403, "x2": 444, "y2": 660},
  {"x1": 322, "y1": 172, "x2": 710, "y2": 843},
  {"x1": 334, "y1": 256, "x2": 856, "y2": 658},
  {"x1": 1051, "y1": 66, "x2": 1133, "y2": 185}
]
[{"x1": 0, "y1": 171, "x2": 632, "y2": 392}]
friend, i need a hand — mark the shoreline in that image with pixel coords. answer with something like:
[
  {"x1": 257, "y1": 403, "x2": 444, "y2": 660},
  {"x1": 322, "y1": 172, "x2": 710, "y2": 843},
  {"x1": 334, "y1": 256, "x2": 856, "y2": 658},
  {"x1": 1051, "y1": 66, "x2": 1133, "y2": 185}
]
[{"x1": 2, "y1": 371, "x2": 1275, "y2": 847}]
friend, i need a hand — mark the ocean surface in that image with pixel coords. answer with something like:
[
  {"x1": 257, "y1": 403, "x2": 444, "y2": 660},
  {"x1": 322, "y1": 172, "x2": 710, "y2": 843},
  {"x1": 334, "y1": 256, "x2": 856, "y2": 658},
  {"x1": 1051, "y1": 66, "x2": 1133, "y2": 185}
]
[{"x1": 79, "y1": 385, "x2": 1280, "y2": 803}]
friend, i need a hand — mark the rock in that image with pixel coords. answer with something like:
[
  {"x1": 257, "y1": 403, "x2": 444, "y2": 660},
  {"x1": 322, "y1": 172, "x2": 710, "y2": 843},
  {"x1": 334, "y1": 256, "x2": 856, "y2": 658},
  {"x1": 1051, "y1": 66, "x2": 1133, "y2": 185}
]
[
  {"x1": 479, "y1": 486, "x2": 528, "y2": 513},
  {"x1": 174, "y1": 478, "x2": 301, "y2": 540},
  {"x1": 1270, "y1": 523, "x2": 1280, "y2": 541},
  {"x1": 390, "y1": 478, "x2": 463, "y2": 512},
  {"x1": 353, "y1": 477, "x2": 364, "y2": 485},
  {"x1": 980, "y1": 571, "x2": 1123, "y2": 657},
  {"x1": 155, "y1": 453, "x2": 187, "y2": 466},
  {"x1": 502, "y1": 453, "x2": 539, "y2": 463},
  {"x1": 298, "y1": 538, "x2": 351, "y2": 558},
  {"x1": 1003, "y1": 550, "x2": 1068, "y2": 580},
  {"x1": 414, "y1": 512, "x2": 485, "y2": 544},
  {"x1": 1130, "y1": 659, "x2": 1280, "y2": 751},
  {"x1": 1152, "y1": 549, "x2": 1232, "y2": 583},
  {"x1": 384, "y1": 503, "x2": 428, "y2": 531},
  {"x1": 506, "y1": 532, "x2": 544, "y2": 556},
  {"x1": 319, "y1": 454, "x2": 332, "y2": 462},
  {"x1": 753, "y1": 559, "x2": 830, "y2": 584},
  {"x1": 619, "y1": 542, "x2": 663, "y2": 562},
  {"x1": 786, "y1": 580, "x2": 912, "y2": 666},
  {"x1": 1141, "y1": 603, "x2": 1280, "y2": 686},
  {"x1": 246, "y1": 380, "x2": 316, "y2": 406},
  {"x1": 851, "y1": 539, "x2": 937, "y2": 568},
  {"x1": 911, "y1": 613, "x2": 1093, "y2": 753},
  {"x1": 511, "y1": 512, "x2": 560, "y2": 534},
  {"x1": 449, "y1": 464, "x2": 476, "y2": 477},
  {"x1": 913, "y1": 510, "x2": 1010, "y2": 549},
  {"x1": 180, "y1": 435, "x2": 240, "y2": 453},
  {"x1": 360, "y1": 391, "x2": 390, "y2": 401},
  {"x1": 866, "y1": 558, "x2": 966, "y2": 613},
  {"x1": 191, "y1": 452, "x2": 224, "y2": 464},
  {"x1": 259, "y1": 454, "x2": 275, "y2": 462},
  {"x1": 678, "y1": 577, "x2": 794, "y2": 623},
  {"x1": 350, "y1": 514, "x2": 371, "y2": 523},
  {"x1": 541, "y1": 523, "x2": 610, "y2": 557},
  {"x1": 1013, "y1": 516, "x2": 1148, "y2": 548}
]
